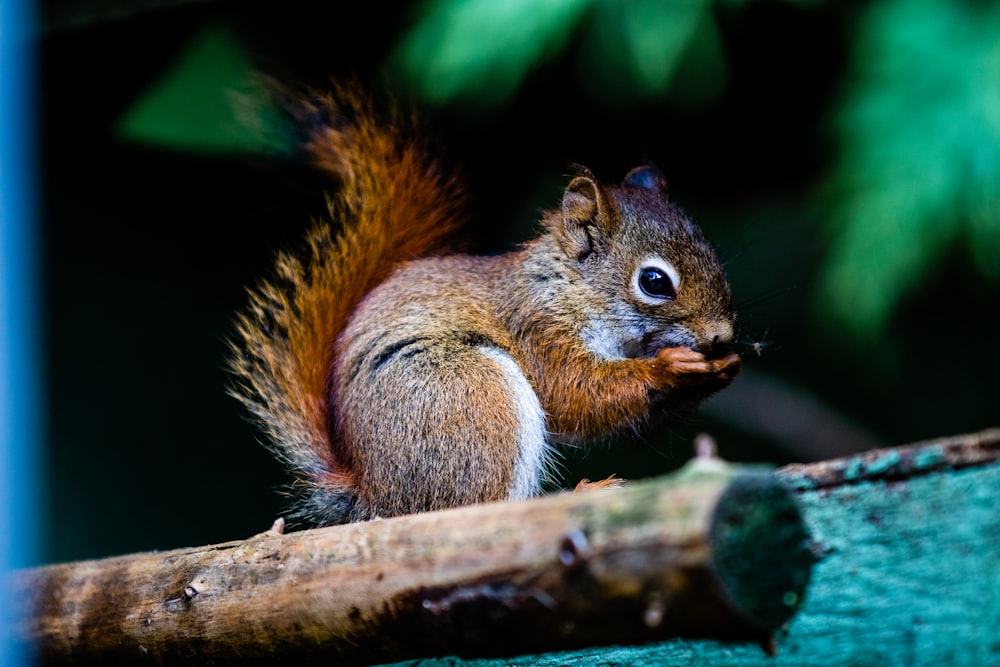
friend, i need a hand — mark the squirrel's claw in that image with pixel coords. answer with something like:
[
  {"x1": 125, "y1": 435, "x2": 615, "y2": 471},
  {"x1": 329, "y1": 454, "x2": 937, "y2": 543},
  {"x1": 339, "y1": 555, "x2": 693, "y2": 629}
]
[{"x1": 573, "y1": 475, "x2": 625, "y2": 492}]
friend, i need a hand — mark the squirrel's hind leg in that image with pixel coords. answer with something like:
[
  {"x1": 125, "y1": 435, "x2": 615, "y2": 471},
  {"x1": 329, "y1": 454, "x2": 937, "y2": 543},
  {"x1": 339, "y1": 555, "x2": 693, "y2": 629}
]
[{"x1": 336, "y1": 340, "x2": 550, "y2": 519}]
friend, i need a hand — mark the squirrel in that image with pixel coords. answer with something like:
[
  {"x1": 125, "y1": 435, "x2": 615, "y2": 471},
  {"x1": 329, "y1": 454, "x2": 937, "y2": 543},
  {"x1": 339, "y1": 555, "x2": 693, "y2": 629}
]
[{"x1": 228, "y1": 82, "x2": 741, "y2": 527}]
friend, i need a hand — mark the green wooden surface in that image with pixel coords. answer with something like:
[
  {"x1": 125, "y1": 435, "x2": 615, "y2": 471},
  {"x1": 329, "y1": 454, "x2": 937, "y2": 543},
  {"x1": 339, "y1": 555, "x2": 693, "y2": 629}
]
[{"x1": 381, "y1": 459, "x2": 1000, "y2": 666}]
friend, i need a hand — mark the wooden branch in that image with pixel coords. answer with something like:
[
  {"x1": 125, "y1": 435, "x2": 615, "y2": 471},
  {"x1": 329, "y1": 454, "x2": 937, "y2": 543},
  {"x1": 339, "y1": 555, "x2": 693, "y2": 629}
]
[{"x1": 12, "y1": 462, "x2": 813, "y2": 666}]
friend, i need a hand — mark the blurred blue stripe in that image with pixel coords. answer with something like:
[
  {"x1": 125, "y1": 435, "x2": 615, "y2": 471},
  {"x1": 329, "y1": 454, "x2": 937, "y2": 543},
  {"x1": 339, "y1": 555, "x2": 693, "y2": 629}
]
[{"x1": 1, "y1": 0, "x2": 41, "y2": 663}]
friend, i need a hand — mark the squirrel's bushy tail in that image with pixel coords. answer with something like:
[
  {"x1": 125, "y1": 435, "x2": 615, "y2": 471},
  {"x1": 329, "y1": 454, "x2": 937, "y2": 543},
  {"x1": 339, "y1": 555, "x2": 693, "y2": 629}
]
[{"x1": 228, "y1": 82, "x2": 466, "y2": 525}]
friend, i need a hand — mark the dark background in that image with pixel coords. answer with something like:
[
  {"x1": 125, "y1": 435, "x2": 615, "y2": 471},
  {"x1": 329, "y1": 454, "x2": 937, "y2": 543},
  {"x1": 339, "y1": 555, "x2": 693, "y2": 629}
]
[{"x1": 38, "y1": 0, "x2": 999, "y2": 563}]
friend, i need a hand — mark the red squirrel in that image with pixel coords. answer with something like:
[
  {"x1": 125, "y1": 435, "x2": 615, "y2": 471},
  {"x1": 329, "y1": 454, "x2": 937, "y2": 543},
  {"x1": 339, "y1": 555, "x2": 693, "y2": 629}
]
[{"x1": 229, "y1": 82, "x2": 741, "y2": 526}]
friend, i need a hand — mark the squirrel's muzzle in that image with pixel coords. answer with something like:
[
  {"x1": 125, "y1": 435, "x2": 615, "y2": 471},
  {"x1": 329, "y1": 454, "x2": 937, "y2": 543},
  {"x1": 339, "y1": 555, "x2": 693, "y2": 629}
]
[{"x1": 694, "y1": 320, "x2": 735, "y2": 359}]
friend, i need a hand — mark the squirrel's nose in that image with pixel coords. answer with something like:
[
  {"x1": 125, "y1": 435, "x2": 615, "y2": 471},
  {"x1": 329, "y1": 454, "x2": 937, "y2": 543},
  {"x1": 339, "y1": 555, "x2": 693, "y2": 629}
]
[{"x1": 696, "y1": 321, "x2": 734, "y2": 358}]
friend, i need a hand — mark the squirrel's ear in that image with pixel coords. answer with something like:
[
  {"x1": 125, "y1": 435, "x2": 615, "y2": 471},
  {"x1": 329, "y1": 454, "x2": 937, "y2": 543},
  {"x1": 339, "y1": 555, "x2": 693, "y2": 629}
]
[
  {"x1": 623, "y1": 165, "x2": 668, "y2": 197},
  {"x1": 559, "y1": 172, "x2": 617, "y2": 260}
]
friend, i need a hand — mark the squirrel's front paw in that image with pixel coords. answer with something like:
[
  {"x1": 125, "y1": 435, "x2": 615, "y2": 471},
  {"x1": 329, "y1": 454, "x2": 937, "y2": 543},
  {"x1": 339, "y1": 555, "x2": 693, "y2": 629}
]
[
  {"x1": 710, "y1": 352, "x2": 741, "y2": 382},
  {"x1": 656, "y1": 347, "x2": 741, "y2": 387},
  {"x1": 657, "y1": 346, "x2": 711, "y2": 374}
]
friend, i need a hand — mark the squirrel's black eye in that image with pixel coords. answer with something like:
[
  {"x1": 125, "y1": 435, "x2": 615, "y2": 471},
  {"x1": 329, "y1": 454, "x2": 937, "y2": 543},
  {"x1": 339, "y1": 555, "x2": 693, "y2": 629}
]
[{"x1": 638, "y1": 267, "x2": 676, "y2": 299}]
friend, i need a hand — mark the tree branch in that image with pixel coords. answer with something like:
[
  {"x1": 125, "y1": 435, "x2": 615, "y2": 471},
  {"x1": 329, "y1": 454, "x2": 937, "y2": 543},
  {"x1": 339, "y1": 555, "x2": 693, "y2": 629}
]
[{"x1": 13, "y1": 460, "x2": 812, "y2": 666}]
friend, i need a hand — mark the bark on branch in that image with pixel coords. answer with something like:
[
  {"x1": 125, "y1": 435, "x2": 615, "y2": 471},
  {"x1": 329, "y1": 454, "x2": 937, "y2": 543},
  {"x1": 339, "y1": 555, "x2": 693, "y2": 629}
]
[{"x1": 13, "y1": 459, "x2": 812, "y2": 666}]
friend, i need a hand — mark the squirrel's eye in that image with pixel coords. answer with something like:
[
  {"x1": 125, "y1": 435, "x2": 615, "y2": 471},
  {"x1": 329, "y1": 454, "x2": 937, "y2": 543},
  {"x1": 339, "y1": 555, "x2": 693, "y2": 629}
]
[
  {"x1": 632, "y1": 256, "x2": 680, "y2": 305},
  {"x1": 638, "y1": 267, "x2": 676, "y2": 300}
]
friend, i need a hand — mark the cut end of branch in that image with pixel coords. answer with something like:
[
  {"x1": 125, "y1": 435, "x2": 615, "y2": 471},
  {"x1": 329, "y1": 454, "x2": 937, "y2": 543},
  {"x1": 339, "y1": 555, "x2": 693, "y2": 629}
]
[{"x1": 709, "y1": 471, "x2": 812, "y2": 631}]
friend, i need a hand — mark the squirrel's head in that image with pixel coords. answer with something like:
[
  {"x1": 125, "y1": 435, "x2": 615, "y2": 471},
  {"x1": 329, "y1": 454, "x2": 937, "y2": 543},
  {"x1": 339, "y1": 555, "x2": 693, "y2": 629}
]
[{"x1": 554, "y1": 164, "x2": 736, "y2": 361}]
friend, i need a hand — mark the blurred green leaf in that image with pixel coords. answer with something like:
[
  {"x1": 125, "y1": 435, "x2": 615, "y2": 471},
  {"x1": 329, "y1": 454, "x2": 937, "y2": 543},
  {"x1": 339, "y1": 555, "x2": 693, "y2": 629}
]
[
  {"x1": 624, "y1": 0, "x2": 699, "y2": 92},
  {"x1": 580, "y1": 0, "x2": 720, "y2": 105},
  {"x1": 818, "y1": 0, "x2": 1000, "y2": 340},
  {"x1": 609, "y1": 0, "x2": 705, "y2": 93},
  {"x1": 391, "y1": 0, "x2": 723, "y2": 107},
  {"x1": 117, "y1": 23, "x2": 266, "y2": 153},
  {"x1": 391, "y1": 0, "x2": 591, "y2": 107}
]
